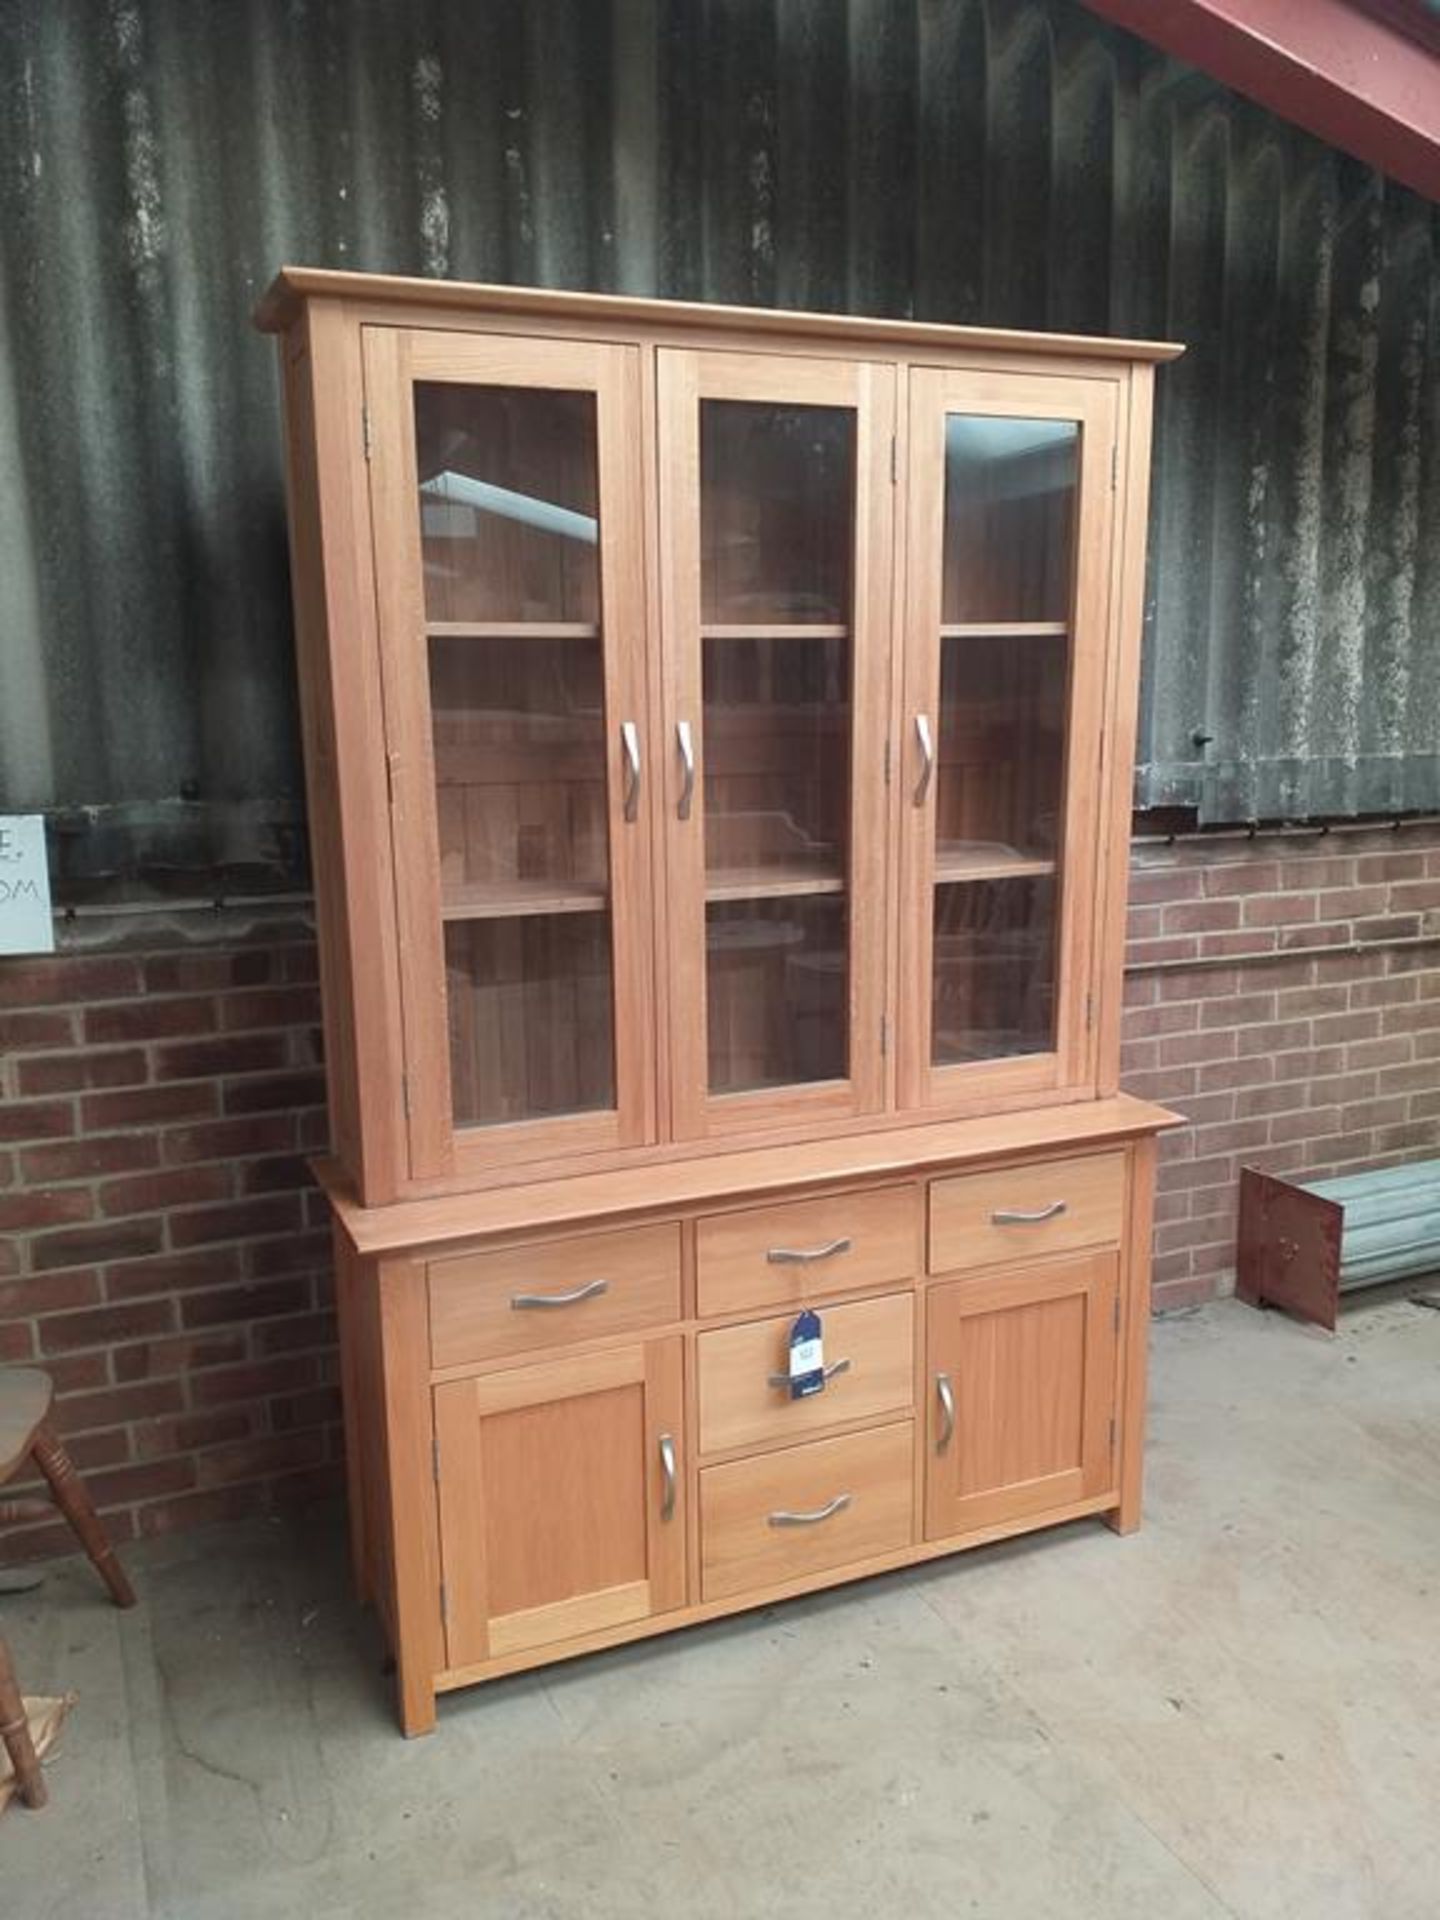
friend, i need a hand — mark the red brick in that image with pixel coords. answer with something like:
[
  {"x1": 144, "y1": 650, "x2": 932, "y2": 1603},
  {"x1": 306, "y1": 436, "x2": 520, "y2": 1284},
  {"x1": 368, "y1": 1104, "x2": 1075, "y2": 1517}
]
[
  {"x1": 21, "y1": 1133, "x2": 160, "y2": 1183},
  {"x1": 255, "y1": 1310, "x2": 336, "y2": 1356},
  {"x1": 180, "y1": 1277, "x2": 312, "y2": 1329},
  {"x1": 0, "y1": 1009, "x2": 77, "y2": 1049},
  {"x1": 112, "y1": 1331, "x2": 247, "y2": 1382},
  {"x1": 1153, "y1": 1273, "x2": 1225, "y2": 1313},
  {"x1": 1375, "y1": 1122, "x2": 1439, "y2": 1154},
  {"x1": 1164, "y1": 900, "x2": 1241, "y2": 935},
  {"x1": 103, "y1": 1246, "x2": 245, "y2": 1301},
  {"x1": 30, "y1": 1218, "x2": 165, "y2": 1274},
  {"x1": 220, "y1": 987, "x2": 322, "y2": 1032},
  {"x1": 1307, "y1": 1071, "x2": 1378, "y2": 1107},
  {"x1": 161, "y1": 1113, "x2": 295, "y2": 1167},
  {"x1": 1355, "y1": 915, "x2": 1422, "y2": 942},
  {"x1": 1125, "y1": 938, "x2": 1203, "y2": 967},
  {"x1": 296, "y1": 1108, "x2": 331, "y2": 1150},
  {"x1": 1199, "y1": 992, "x2": 1276, "y2": 1030},
  {"x1": 1340, "y1": 1097, "x2": 1410, "y2": 1131},
  {"x1": 1127, "y1": 868, "x2": 1204, "y2": 907},
  {"x1": 168, "y1": 1194, "x2": 305, "y2": 1250},
  {"x1": 0, "y1": 1238, "x2": 19, "y2": 1279},
  {"x1": 0, "y1": 1323, "x2": 35, "y2": 1361},
  {"x1": 1310, "y1": 1010, "x2": 1381, "y2": 1045},
  {"x1": 84, "y1": 1458, "x2": 196, "y2": 1508},
  {"x1": 0, "y1": 1269, "x2": 102, "y2": 1316},
  {"x1": 221, "y1": 1070, "x2": 326, "y2": 1116},
  {"x1": 1199, "y1": 929, "x2": 1277, "y2": 959},
  {"x1": 1317, "y1": 885, "x2": 1388, "y2": 918},
  {"x1": 1202, "y1": 1055, "x2": 1274, "y2": 1091},
  {"x1": 191, "y1": 1354, "x2": 319, "y2": 1407},
  {"x1": 81, "y1": 1083, "x2": 218, "y2": 1130},
  {"x1": 1121, "y1": 1067, "x2": 1197, "y2": 1104},
  {"x1": 1123, "y1": 1002, "x2": 1200, "y2": 1040},
  {"x1": 154, "y1": 1034, "x2": 289, "y2": 1082},
  {"x1": 195, "y1": 1429, "x2": 327, "y2": 1488},
  {"x1": 1357, "y1": 850, "x2": 1427, "y2": 882},
  {"x1": 1125, "y1": 907, "x2": 1164, "y2": 942},
  {"x1": 38, "y1": 1296, "x2": 176, "y2": 1353},
  {"x1": 63, "y1": 1429, "x2": 134, "y2": 1473},
  {"x1": 1270, "y1": 1045, "x2": 1345, "y2": 1080},
  {"x1": 133, "y1": 1409, "x2": 256, "y2": 1459},
  {"x1": 1270, "y1": 1107, "x2": 1340, "y2": 1145},
  {"x1": 1274, "y1": 984, "x2": 1349, "y2": 1019},
  {"x1": 143, "y1": 949, "x2": 273, "y2": 993},
  {"x1": 238, "y1": 1154, "x2": 314, "y2": 1195},
  {"x1": 17, "y1": 1047, "x2": 149, "y2": 1096},
  {"x1": 1201, "y1": 861, "x2": 1280, "y2": 897},
  {"x1": 1347, "y1": 1036, "x2": 1412, "y2": 1071},
  {"x1": 0, "y1": 955, "x2": 141, "y2": 1007},
  {"x1": 0, "y1": 1100, "x2": 76, "y2": 1145},
  {"x1": 269, "y1": 1382, "x2": 342, "y2": 1427},
  {"x1": 0, "y1": 1186, "x2": 95, "y2": 1232},
  {"x1": 1155, "y1": 967, "x2": 1240, "y2": 1002},
  {"x1": 1234, "y1": 1083, "x2": 1308, "y2": 1119},
  {"x1": 1235, "y1": 1020, "x2": 1311, "y2": 1057},
  {"x1": 1277, "y1": 924, "x2": 1345, "y2": 953},
  {"x1": 1242, "y1": 893, "x2": 1317, "y2": 928},
  {"x1": 1190, "y1": 1119, "x2": 1270, "y2": 1156},
  {"x1": 55, "y1": 1379, "x2": 186, "y2": 1431},
  {"x1": 134, "y1": 1483, "x2": 268, "y2": 1538},
  {"x1": 98, "y1": 1165, "x2": 233, "y2": 1218},
  {"x1": 84, "y1": 996, "x2": 219, "y2": 1045},
  {"x1": 1157, "y1": 1030, "x2": 1240, "y2": 1067},
  {"x1": 281, "y1": 946, "x2": 320, "y2": 984}
]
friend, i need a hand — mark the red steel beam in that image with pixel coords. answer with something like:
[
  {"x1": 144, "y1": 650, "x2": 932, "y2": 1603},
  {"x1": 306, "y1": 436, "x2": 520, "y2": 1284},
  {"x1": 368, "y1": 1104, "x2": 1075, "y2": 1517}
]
[{"x1": 1081, "y1": 0, "x2": 1440, "y2": 200}]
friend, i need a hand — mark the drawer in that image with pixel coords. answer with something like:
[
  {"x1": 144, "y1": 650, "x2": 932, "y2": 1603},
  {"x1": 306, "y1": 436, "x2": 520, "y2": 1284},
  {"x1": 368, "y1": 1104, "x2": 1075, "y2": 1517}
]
[
  {"x1": 428, "y1": 1222, "x2": 681, "y2": 1370},
  {"x1": 696, "y1": 1185, "x2": 917, "y2": 1319},
  {"x1": 929, "y1": 1151, "x2": 1126, "y2": 1275},
  {"x1": 697, "y1": 1292, "x2": 914, "y2": 1455},
  {"x1": 701, "y1": 1421, "x2": 914, "y2": 1602}
]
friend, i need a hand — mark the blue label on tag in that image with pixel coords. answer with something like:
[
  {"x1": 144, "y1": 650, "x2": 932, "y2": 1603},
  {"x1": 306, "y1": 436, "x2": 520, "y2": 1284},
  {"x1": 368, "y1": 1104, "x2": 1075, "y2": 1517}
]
[{"x1": 789, "y1": 1308, "x2": 825, "y2": 1399}]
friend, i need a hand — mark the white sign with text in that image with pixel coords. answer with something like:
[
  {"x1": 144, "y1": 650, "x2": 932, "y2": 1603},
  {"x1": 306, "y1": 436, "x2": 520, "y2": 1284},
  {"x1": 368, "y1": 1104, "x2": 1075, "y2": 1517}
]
[{"x1": 0, "y1": 815, "x2": 55, "y2": 954}]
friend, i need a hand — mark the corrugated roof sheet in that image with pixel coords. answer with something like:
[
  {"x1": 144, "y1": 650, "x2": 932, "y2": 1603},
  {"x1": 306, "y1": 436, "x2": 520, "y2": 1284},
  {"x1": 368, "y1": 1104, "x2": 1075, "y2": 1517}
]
[{"x1": 0, "y1": 0, "x2": 1437, "y2": 889}]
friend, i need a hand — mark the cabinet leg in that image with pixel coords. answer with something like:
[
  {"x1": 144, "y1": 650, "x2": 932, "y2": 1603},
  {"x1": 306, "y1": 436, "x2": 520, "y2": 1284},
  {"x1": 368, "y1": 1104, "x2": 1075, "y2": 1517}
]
[
  {"x1": 396, "y1": 1660, "x2": 437, "y2": 1738},
  {"x1": 1105, "y1": 1488, "x2": 1142, "y2": 1535}
]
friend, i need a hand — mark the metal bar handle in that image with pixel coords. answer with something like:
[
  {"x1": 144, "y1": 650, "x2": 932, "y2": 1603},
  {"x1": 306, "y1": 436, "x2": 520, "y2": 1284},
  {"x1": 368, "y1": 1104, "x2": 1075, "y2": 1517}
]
[
  {"x1": 767, "y1": 1493, "x2": 851, "y2": 1528},
  {"x1": 676, "y1": 719, "x2": 696, "y2": 821},
  {"x1": 935, "y1": 1372, "x2": 955, "y2": 1452},
  {"x1": 991, "y1": 1201, "x2": 1068, "y2": 1227},
  {"x1": 913, "y1": 713, "x2": 935, "y2": 807},
  {"x1": 659, "y1": 1432, "x2": 677, "y2": 1521},
  {"x1": 620, "y1": 720, "x2": 641, "y2": 823},
  {"x1": 510, "y1": 1278, "x2": 610, "y2": 1311},
  {"x1": 767, "y1": 1357, "x2": 852, "y2": 1391},
  {"x1": 765, "y1": 1236, "x2": 852, "y2": 1267}
]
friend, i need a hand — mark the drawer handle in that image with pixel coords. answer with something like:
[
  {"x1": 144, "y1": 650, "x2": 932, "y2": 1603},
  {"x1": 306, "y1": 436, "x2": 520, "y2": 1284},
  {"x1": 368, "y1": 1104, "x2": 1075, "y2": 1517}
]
[
  {"x1": 620, "y1": 719, "x2": 642, "y2": 823},
  {"x1": 509, "y1": 1278, "x2": 610, "y2": 1311},
  {"x1": 676, "y1": 719, "x2": 696, "y2": 821},
  {"x1": 768, "y1": 1493, "x2": 851, "y2": 1528},
  {"x1": 659, "y1": 1432, "x2": 677, "y2": 1522},
  {"x1": 990, "y1": 1201, "x2": 1068, "y2": 1227},
  {"x1": 766, "y1": 1357, "x2": 852, "y2": 1392},
  {"x1": 765, "y1": 1236, "x2": 852, "y2": 1266},
  {"x1": 936, "y1": 1372, "x2": 955, "y2": 1452}
]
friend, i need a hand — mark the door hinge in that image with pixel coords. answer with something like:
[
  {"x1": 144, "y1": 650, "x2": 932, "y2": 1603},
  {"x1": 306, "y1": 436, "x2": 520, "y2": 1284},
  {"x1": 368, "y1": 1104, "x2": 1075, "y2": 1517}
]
[
  {"x1": 362, "y1": 405, "x2": 373, "y2": 462},
  {"x1": 439, "y1": 1581, "x2": 448, "y2": 1626},
  {"x1": 880, "y1": 1014, "x2": 889, "y2": 1057},
  {"x1": 890, "y1": 434, "x2": 898, "y2": 485},
  {"x1": 883, "y1": 739, "x2": 892, "y2": 786},
  {"x1": 1113, "y1": 1292, "x2": 1121, "y2": 1334},
  {"x1": 1085, "y1": 991, "x2": 1095, "y2": 1032},
  {"x1": 384, "y1": 750, "x2": 400, "y2": 811},
  {"x1": 1109, "y1": 1415, "x2": 1117, "y2": 1455},
  {"x1": 431, "y1": 1432, "x2": 440, "y2": 1483},
  {"x1": 401, "y1": 1072, "x2": 412, "y2": 1120},
  {"x1": 1110, "y1": 442, "x2": 1117, "y2": 491}
]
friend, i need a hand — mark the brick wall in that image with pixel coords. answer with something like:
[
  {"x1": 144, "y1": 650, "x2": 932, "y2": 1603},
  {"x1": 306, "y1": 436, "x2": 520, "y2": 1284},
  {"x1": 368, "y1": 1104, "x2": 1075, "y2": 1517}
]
[
  {"x1": 2, "y1": 828, "x2": 1438, "y2": 1562},
  {"x1": 1124, "y1": 823, "x2": 1440, "y2": 1310},
  {"x1": 0, "y1": 919, "x2": 338, "y2": 1564}
]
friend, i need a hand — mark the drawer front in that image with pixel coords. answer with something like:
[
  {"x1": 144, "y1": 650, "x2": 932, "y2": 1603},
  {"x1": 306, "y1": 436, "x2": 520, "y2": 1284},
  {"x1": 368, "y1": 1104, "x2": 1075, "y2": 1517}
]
[
  {"x1": 696, "y1": 1185, "x2": 917, "y2": 1319},
  {"x1": 697, "y1": 1292, "x2": 914, "y2": 1455},
  {"x1": 700, "y1": 1421, "x2": 914, "y2": 1602},
  {"x1": 929, "y1": 1151, "x2": 1126, "y2": 1275},
  {"x1": 428, "y1": 1223, "x2": 682, "y2": 1370}
]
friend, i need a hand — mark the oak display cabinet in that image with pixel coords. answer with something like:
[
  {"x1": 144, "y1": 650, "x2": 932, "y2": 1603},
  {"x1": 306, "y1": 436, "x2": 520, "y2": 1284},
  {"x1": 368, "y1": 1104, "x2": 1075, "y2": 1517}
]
[{"x1": 256, "y1": 270, "x2": 1181, "y2": 1734}]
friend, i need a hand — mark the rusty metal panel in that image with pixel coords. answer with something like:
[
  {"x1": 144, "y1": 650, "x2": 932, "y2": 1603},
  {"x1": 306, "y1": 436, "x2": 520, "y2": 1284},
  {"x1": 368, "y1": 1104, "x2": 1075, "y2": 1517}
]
[
  {"x1": 1, "y1": 0, "x2": 1439, "y2": 898},
  {"x1": 1235, "y1": 1167, "x2": 1345, "y2": 1331}
]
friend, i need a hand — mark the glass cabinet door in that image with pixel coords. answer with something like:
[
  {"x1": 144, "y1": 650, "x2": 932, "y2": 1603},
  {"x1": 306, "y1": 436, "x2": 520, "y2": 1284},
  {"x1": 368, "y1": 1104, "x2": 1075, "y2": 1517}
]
[
  {"x1": 898, "y1": 370, "x2": 1118, "y2": 1109},
  {"x1": 363, "y1": 330, "x2": 654, "y2": 1181},
  {"x1": 657, "y1": 353, "x2": 895, "y2": 1138}
]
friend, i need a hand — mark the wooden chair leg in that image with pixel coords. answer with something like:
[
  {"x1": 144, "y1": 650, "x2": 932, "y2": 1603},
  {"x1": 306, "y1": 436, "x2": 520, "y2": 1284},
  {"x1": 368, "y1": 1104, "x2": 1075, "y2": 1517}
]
[
  {"x1": 0, "y1": 1634, "x2": 47, "y2": 1809},
  {"x1": 28, "y1": 1421, "x2": 136, "y2": 1610}
]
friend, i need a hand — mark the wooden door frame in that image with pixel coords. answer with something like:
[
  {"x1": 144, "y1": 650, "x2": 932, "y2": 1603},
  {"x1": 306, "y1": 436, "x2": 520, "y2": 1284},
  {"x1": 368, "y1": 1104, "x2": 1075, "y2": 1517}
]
[
  {"x1": 655, "y1": 348, "x2": 898, "y2": 1143},
  {"x1": 362, "y1": 326, "x2": 658, "y2": 1185},
  {"x1": 896, "y1": 367, "x2": 1122, "y2": 1117}
]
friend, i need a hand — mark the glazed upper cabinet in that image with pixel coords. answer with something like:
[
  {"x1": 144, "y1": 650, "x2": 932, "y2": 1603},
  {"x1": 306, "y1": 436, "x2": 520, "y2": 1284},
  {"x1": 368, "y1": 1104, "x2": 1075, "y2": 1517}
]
[
  {"x1": 898, "y1": 371, "x2": 1117, "y2": 1111},
  {"x1": 657, "y1": 352, "x2": 895, "y2": 1137},
  {"x1": 262, "y1": 276, "x2": 1172, "y2": 1205}
]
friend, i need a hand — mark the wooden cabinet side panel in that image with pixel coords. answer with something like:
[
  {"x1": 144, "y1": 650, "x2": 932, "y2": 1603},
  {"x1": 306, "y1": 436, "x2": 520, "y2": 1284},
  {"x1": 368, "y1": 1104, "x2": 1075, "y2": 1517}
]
[
  {"x1": 288, "y1": 307, "x2": 409, "y2": 1203},
  {"x1": 377, "y1": 1256, "x2": 443, "y2": 1735},
  {"x1": 1109, "y1": 1135, "x2": 1157, "y2": 1533}
]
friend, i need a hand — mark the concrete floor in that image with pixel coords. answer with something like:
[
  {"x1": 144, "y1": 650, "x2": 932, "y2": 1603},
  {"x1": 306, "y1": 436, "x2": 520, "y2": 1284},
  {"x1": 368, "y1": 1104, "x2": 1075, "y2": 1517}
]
[{"x1": 4, "y1": 1297, "x2": 1440, "y2": 1920}]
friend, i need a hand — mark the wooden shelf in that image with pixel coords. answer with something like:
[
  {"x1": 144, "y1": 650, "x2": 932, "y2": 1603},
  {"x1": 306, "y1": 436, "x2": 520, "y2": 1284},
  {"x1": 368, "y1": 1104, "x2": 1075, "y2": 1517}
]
[
  {"x1": 441, "y1": 880, "x2": 609, "y2": 921},
  {"x1": 426, "y1": 621, "x2": 601, "y2": 641},
  {"x1": 705, "y1": 862, "x2": 846, "y2": 903},
  {"x1": 940, "y1": 622, "x2": 1067, "y2": 639},
  {"x1": 934, "y1": 847, "x2": 1056, "y2": 885},
  {"x1": 701, "y1": 623, "x2": 848, "y2": 641}
]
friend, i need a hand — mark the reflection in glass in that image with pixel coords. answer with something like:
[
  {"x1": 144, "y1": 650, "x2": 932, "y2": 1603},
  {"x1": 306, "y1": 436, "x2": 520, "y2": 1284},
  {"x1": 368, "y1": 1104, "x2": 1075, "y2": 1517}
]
[
  {"x1": 941, "y1": 416, "x2": 1077, "y2": 625},
  {"x1": 445, "y1": 914, "x2": 616, "y2": 1126},
  {"x1": 414, "y1": 384, "x2": 599, "y2": 627},
  {"x1": 701, "y1": 403, "x2": 854, "y2": 624},
  {"x1": 706, "y1": 898, "x2": 847, "y2": 1094},
  {"x1": 935, "y1": 633, "x2": 1066, "y2": 872},
  {"x1": 931, "y1": 878, "x2": 1056, "y2": 1064}
]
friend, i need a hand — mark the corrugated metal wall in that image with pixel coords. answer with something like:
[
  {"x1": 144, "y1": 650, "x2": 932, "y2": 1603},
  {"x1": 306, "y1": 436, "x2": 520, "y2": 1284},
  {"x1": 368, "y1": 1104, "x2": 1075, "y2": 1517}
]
[{"x1": 1, "y1": 0, "x2": 1438, "y2": 884}]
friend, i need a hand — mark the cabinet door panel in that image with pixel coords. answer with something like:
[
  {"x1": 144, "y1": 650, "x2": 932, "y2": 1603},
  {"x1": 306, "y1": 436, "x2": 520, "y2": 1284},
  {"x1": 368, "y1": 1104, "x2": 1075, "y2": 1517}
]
[
  {"x1": 364, "y1": 328, "x2": 656, "y2": 1184},
  {"x1": 657, "y1": 352, "x2": 897, "y2": 1139},
  {"x1": 434, "y1": 1338, "x2": 685, "y2": 1669},
  {"x1": 898, "y1": 371, "x2": 1118, "y2": 1113},
  {"x1": 925, "y1": 1252, "x2": 1118, "y2": 1540}
]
